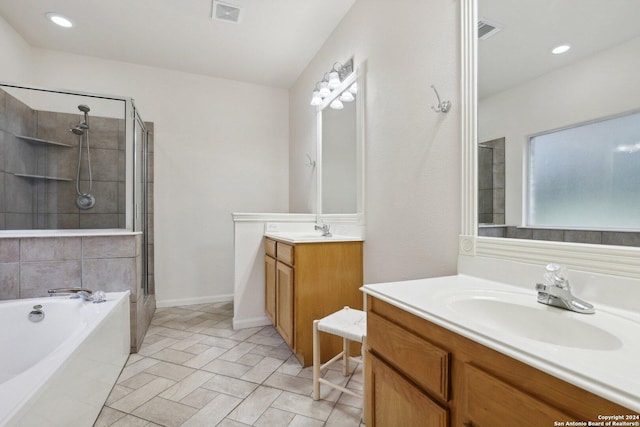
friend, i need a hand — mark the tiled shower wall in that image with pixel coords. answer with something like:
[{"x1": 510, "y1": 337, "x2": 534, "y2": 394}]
[
  {"x1": 0, "y1": 234, "x2": 152, "y2": 351},
  {"x1": 0, "y1": 88, "x2": 126, "y2": 229}
]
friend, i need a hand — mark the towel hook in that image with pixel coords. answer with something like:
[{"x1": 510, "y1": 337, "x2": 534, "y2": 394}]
[{"x1": 430, "y1": 85, "x2": 451, "y2": 113}]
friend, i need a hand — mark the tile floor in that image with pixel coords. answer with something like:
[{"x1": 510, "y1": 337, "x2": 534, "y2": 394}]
[{"x1": 94, "y1": 302, "x2": 364, "y2": 427}]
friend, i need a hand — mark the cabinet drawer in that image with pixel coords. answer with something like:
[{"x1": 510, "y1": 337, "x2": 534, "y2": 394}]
[
  {"x1": 461, "y1": 364, "x2": 570, "y2": 426},
  {"x1": 368, "y1": 311, "x2": 449, "y2": 402},
  {"x1": 276, "y1": 242, "x2": 294, "y2": 266},
  {"x1": 265, "y1": 238, "x2": 276, "y2": 258}
]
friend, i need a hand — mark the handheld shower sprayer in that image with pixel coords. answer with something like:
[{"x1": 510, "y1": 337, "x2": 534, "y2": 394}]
[{"x1": 78, "y1": 104, "x2": 90, "y2": 128}]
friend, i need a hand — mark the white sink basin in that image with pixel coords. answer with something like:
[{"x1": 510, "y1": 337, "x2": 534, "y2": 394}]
[{"x1": 445, "y1": 291, "x2": 622, "y2": 350}]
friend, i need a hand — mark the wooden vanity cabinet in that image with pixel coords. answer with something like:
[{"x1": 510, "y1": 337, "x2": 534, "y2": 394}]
[
  {"x1": 264, "y1": 237, "x2": 363, "y2": 367},
  {"x1": 365, "y1": 295, "x2": 634, "y2": 427}
]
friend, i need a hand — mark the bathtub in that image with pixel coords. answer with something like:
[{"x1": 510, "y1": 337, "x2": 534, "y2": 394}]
[{"x1": 0, "y1": 291, "x2": 130, "y2": 427}]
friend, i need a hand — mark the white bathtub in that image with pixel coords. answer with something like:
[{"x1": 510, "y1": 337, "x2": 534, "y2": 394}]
[{"x1": 0, "y1": 291, "x2": 130, "y2": 427}]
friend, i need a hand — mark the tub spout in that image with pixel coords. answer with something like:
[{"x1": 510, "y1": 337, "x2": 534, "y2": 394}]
[{"x1": 48, "y1": 288, "x2": 94, "y2": 301}]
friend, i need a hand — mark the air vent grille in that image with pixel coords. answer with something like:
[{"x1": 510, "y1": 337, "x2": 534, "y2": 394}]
[
  {"x1": 212, "y1": 1, "x2": 242, "y2": 24},
  {"x1": 478, "y1": 18, "x2": 503, "y2": 40}
]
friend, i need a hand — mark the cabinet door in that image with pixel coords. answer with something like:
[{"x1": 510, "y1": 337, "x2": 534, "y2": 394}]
[
  {"x1": 460, "y1": 364, "x2": 571, "y2": 426},
  {"x1": 275, "y1": 261, "x2": 294, "y2": 347},
  {"x1": 264, "y1": 255, "x2": 276, "y2": 325},
  {"x1": 366, "y1": 352, "x2": 448, "y2": 427}
]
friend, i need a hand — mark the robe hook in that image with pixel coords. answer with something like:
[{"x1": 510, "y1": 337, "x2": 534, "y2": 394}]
[{"x1": 430, "y1": 85, "x2": 451, "y2": 113}]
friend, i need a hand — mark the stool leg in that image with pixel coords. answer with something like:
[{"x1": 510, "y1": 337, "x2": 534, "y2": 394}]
[
  {"x1": 343, "y1": 337, "x2": 349, "y2": 376},
  {"x1": 312, "y1": 320, "x2": 321, "y2": 400}
]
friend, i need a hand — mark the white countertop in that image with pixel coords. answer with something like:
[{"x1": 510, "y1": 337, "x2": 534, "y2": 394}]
[
  {"x1": 264, "y1": 231, "x2": 363, "y2": 244},
  {"x1": 361, "y1": 275, "x2": 640, "y2": 412}
]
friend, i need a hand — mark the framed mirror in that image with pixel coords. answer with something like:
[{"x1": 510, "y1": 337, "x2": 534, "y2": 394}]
[
  {"x1": 476, "y1": 0, "x2": 640, "y2": 244},
  {"x1": 460, "y1": 0, "x2": 640, "y2": 278},
  {"x1": 316, "y1": 62, "x2": 365, "y2": 223}
]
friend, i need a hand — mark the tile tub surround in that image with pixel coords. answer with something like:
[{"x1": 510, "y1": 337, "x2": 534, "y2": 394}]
[
  {"x1": 95, "y1": 302, "x2": 363, "y2": 427},
  {"x1": 0, "y1": 233, "x2": 154, "y2": 352},
  {"x1": 479, "y1": 225, "x2": 640, "y2": 247}
]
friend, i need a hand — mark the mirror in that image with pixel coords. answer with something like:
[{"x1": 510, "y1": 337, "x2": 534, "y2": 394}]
[
  {"x1": 317, "y1": 63, "x2": 364, "y2": 220},
  {"x1": 477, "y1": 0, "x2": 640, "y2": 241}
]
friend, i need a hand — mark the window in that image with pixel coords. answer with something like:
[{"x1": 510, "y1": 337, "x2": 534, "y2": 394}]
[{"x1": 528, "y1": 111, "x2": 640, "y2": 230}]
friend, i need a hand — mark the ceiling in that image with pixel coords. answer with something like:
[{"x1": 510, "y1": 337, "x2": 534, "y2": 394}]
[
  {"x1": 479, "y1": 0, "x2": 640, "y2": 99},
  {"x1": 0, "y1": 0, "x2": 356, "y2": 89}
]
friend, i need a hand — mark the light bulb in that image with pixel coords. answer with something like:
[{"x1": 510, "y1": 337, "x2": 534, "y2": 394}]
[
  {"x1": 328, "y1": 72, "x2": 341, "y2": 89},
  {"x1": 46, "y1": 13, "x2": 73, "y2": 28},
  {"x1": 339, "y1": 91, "x2": 354, "y2": 102},
  {"x1": 349, "y1": 82, "x2": 358, "y2": 94},
  {"x1": 330, "y1": 99, "x2": 344, "y2": 110},
  {"x1": 551, "y1": 44, "x2": 571, "y2": 55},
  {"x1": 319, "y1": 82, "x2": 331, "y2": 97},
  {"x1": 310, "y1": 91, "x2": 322, "y2": 106}
]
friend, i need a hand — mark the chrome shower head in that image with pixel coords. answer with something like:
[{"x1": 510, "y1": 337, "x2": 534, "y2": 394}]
[
  {"x1": 78, "y1": 104, "x2": 90, "y2": 113},
  {"x1": 77, "y1": 104, "x2": 90, "y2": 129},
  {"x1": 70, "y1": 126, "x2": 84, "y2": 135}
]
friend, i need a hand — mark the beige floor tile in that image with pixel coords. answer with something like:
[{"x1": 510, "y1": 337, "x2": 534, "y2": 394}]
[
  {"x1": 241, "y1": 357, "x2": 285, "y2": 383},
  {"x1": 118, "y1": 357, "x2": 161, "y2": 383},
  {"x1": 276, "y1": 355, "x2": 305, "y2": 377},
  {"x1": 131, "y1": 396, "x2": 199, "y2": 427},
  {"x1": 219, "y1": 342, "x2": 257, "y2": 362},
  {"x1": 137, "y1": 336, "x2": 180, "y2": 357},
  {"x1": 93, "y1": 406, "x2": 126, "y2": 426},
  {"x1": 263, "y1": 372, "x2": 313, "y2": 395},
  {"x1": 179, "y1": 387, "x2": 220, "y2": 409},
  {"x1": 254, "y1": 407, "x2": 296, "y2": 426},
  {"x1": 201, "y1": 358, "x2": 252, "y2": 378},
  {"x1": 144, "y1": 361, "x2": 195, "y2": 381},
  {"x1": 105, "y1": 384, "x2": 134, "y2": 406},
  {"x1": 182, "y1": 344, "x2": 228, "y2": 369},
  {"x1": 180, "y1": 393, "x2": 242, "y2": 427},
  {"x1": 289, "y1": 414, "x2": 326, "y2": 427},
  {"x1": 227, "y1": 386, "x2": 282, "y2": 425},
  {"x1": 217, "y1": 419, "x2": 253, "y2": 427},
  {"x1": 119, "y1": 372, "x2": 159, "y2": 390},
  {"x1": 200, "y1": 335, "x2": 240, "y2": 349},
  {"x1": 159, "y1": 370, "x2": 215, "y2": 402},
  {"x1": 109, "y1": 414, "x2": 153, "y2": 426},
  {"x1": 235, "y1": 353, "x2": 264, "y2": 367},
  {"x1": 201, "y1": 374, "x2": 259, "y2": 398},
  {"x1": 151, "y1": 347, "x2": 197, "y2": 365},
  {"x1": 246, "y1": 333, "x2": 285, "y2": 347},
  {"x1": 325, "y1": 403, "x2": 364, "y2": 426},
  {"x1": 271, "y1": 391, "x2": 334, "y2": 422},
  {"x1": 109, "y1": 376, "x2": 176, "y2": 413}
]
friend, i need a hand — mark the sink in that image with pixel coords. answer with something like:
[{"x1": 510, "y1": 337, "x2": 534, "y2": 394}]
[
  {"x1": 445, "y1": 291, "x2": 623, "y2": 350},
  {"x1": 264, "y1": 231, "x2": 362, "y2": 243}
]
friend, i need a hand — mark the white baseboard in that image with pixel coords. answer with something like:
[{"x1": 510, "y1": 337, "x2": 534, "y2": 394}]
[
  {"x1": 233, "y1": 315, "x2": 272, "y2": 330},
  {"x1": 156, "y1": 294, "x2": 234, "y2": 308}
]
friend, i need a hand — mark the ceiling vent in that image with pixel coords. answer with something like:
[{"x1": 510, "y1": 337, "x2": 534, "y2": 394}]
[
  {"x1": 478, "y1": 18, "x2": 503, "y2": 40},
  {"x1": 211, "y1": 1, "x2": 242, "y2": 24}
]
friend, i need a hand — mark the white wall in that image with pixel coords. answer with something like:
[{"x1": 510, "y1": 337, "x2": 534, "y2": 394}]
[
  {"x1": 479, "y1": 36, "x2": 640, "y2": 226},
  {"x1": 1, "y1": 36, "x2": 290, "y2": 306},
  {"x1": 290, "y1": 0, "x2": 462, "y2": 283},
  {"x1": 0, "y1": 16, "x2": 32, "y2": 83}
]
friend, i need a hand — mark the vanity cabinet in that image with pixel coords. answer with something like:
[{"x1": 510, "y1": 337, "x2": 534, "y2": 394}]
[
  {"x1": 264, "y1": 237, "x2": 363, "y2": 367},
  {"x1": 365, "y1": 295, "x2": 634, "y2": 426}
]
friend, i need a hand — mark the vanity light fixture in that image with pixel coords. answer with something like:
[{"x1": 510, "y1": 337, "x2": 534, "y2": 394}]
[
  {"x1": 46, "y1": 12, "x2": 74, "y2": 28},
  {"x1": 309, "y1": 58, "x2": 355, "y2": 107},
  {"x1": 552, "y1": 44, "x2": 571, "y2": 55}
]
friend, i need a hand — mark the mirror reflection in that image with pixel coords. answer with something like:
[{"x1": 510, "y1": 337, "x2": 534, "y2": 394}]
[{"x1": 478, "y1": 0, "x2": 640, "y2": 244}]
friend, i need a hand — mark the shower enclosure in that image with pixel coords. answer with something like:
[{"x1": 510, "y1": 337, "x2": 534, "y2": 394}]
[{"x1": 0, "y1": 82, "x2": 154, "y2": 350}]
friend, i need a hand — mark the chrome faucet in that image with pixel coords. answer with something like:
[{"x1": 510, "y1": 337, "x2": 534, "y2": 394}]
[
  {"x1": 48, "y1": 287, "x2": 106, "y2": 303},
  {"x1": 314, "y1": 223, "x2": 332, "y2": 237},
  {"x1": 535, "y1": 264, "x2": 595, "y2": 314}
]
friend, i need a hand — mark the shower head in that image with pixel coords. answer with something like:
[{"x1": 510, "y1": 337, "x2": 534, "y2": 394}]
[
  {"x1": 70, "y1": 126, "x2": 84, "y2": 135},
  {"x1": 78, "y1": 104, "x2": 90, "y2": 113},
  {"x1": 77, "y1": 104, "x2": 90, "y2": 129}
]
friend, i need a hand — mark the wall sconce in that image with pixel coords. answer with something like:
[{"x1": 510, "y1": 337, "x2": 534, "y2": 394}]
[{"x1": 310, "y1": 58, "x2": 355, "y2": 109}]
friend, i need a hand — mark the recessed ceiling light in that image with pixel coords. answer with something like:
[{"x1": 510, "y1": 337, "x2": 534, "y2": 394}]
[
  {"x1": 46, "y1": 13, "x2": 74, "y2": 28},
  {"x1": 551, "y1": 44, "x2": 571, "y2": 55}
]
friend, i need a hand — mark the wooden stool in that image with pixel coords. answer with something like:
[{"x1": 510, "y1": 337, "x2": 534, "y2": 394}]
[{"x1": 312, "y1": 306, "x2": 367, "y2": 401}]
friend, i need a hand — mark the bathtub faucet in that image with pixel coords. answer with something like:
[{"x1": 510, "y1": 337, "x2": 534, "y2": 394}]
[{"x1": 48, "y1": 288, "x2": 106, "y2": 303}]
